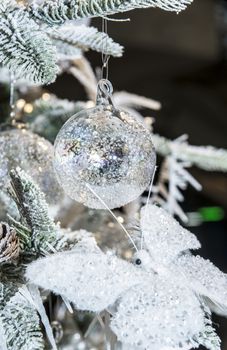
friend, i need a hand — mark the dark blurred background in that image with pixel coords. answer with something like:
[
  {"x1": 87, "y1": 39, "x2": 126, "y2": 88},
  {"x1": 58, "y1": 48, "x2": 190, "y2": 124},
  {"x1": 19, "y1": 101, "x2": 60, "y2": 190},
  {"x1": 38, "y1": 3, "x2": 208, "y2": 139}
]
[{"x1": 47, "y1": 0, "x2": 227, "y2": 345}]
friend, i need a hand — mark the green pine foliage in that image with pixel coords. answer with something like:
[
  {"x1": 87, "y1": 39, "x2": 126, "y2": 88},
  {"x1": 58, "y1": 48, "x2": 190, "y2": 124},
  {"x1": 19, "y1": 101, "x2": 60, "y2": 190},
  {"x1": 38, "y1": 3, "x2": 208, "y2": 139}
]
[
  {"x1": 0, "y1": 281, "x2": 44, "y2": 350},
  {"x1": 9, "y1": 167, "x2": 81, "y2": 255},
  {"x1": 0, "y1": 0, "x2": 192, "y2": 84},
  {"x1": 29, "y1": 0, "x2": 193, "y2": 25},
  {"x1": 49, "y1": 24, "x2": 124, "y2": 58},
  {"x1": 10, "y1": 168, "x2": 58, "y2": 251},
  {"x1": 0, "y1": 2, "x2": 59, "y2": 85},
  {"x1": 0, "y1": 168, "x2": 84, "y2": 349},
  {"x1": 152, "y1": 134, "x2": 227, "y2": 172},
  {"x1": 0, "y1": 0, "x2": 124, "y2": 84},
  {"x1": 195, "y1": 307, "x2": 221, "y2": 350},
  {"x1": 1, "y1": 289, "x2": 45, "y2": 350}
]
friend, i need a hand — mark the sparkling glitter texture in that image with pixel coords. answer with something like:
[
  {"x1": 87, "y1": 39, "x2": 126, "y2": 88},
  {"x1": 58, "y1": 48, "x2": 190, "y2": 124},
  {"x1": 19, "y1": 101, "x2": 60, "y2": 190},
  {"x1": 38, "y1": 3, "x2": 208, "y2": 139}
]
[
  {"x1": 26, "y1": 237, "x2": 146, "y2": 313},
  {"x1": 26, "y1": 234, "x2": 206, "y2": 350},
  {"x1": 54, "y1": 103, "x2": 156, "y2": 209},
  {"x1": 26, "y1": 205, "x2": 227, "y2": 350},
  {"x1": 0, "y1": 128, "x2": 62, "y2": 204},
  {"x1": 140, "y1": 205, "x2": 201, "y2": 265},
  {"x1": 111, "y1": 279, "x2": 204, "y2": 350}
]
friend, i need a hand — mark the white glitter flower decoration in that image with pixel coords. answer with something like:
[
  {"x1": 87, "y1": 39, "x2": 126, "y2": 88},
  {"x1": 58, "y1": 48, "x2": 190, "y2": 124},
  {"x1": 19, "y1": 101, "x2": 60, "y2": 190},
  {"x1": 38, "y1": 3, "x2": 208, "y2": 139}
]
[{"x1": 26, "y1": 205, "x2": 226, "y2": 350}]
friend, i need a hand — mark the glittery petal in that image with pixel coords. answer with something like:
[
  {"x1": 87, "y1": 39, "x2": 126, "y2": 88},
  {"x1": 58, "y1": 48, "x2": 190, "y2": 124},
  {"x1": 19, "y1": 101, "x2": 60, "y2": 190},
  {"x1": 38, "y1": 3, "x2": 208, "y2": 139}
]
[
  {"x1": 26, "y1": 237, "x2": 142, "y2": 312},
  {"x1": 140, "y1": 205, "x2": 201, "y2": 264},
  {"x1": 176, "y1": 254, "x2": 227, "y2": 315},
  {"x1": 111, "y1": 277, "x2": 205, "y2": 350}
]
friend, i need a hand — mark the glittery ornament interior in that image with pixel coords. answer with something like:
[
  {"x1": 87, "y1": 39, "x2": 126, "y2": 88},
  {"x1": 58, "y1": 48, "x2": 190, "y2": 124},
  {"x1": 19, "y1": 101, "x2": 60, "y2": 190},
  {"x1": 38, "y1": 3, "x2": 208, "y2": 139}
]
[
  {"x1": 0, "y1": 128, "x2": 61, "y2": 204},
  {"x1": 54, "y1": 105, "x2": 156, "y2": 209}
]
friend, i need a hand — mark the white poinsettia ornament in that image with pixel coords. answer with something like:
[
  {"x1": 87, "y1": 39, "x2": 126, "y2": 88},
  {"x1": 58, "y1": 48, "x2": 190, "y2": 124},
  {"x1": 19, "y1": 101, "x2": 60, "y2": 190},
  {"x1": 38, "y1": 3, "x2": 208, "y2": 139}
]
[{"x1": 26, "y1": 205, "x2": 227, "y2": 350}]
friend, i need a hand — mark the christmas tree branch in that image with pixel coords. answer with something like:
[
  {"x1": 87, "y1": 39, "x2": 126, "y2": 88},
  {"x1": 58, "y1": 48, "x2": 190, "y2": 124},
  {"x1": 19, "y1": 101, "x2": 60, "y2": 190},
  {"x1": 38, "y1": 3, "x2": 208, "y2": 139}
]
[
  {"x1": 0, "y1": 1, "x2": 59, "y2": 84},
  {"x1": 49, "y1": 24, "x2": 124, "y2": 59},
  {"x1": 153, "y1": 134, "x2": 227, "y2": 172},
  {"x1": 0, "y1": 1, "x2": 123, "y2": 84},
  {"x1": 0, "y1": 287, "x2": 45, "y2": 350},
  {"x1": 9, "y1": 168, "x2": 64, "y2": 254},
  {"x1": 30, "y1": 0, "x2": 193, "y2": 25},
  {"x1": 195, "y1": 306, "x2": 221, "y2": 350},
  {"x1": 9, "y1": 168, "x2": 82, "y2": 255},
  {"x1": 114, "y1": 91, "x2": 161, "y2": 111}
]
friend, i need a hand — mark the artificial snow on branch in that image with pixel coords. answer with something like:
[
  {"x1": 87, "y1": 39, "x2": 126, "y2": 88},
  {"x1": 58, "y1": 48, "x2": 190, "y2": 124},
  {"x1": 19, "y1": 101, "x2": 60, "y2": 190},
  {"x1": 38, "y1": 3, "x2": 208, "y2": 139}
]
[
  {"x1": 1, "y1": 289, "x2": 45, "y2": 350},
  {"x1": 114, "y1": 91, "x2": 161, "y2": 111},
  {"x1": 0, "y1": 0, "x2": 16, "y2": 13},
  {"x1": 49, "y1": 24, "x2": 124, "y2": 59},
  {"x1": 30, "y1": 0, "x2": 194, "y2": 25},
  {"x1": 0, "y1": 281, "x2": 44, "y2": 350},
  {"x1": 0, "y1": 1, "x2": 124, "y2": 84},
  {"x1": 151, "y1": 136, "x2": 202, "y2": 222},
  {"x1": 153, "y1": 134, "x2": 227, "y2": 172},
  {"x1": 9, "y1": 168, "x2": 88, "y2": 256},
  {"x1": 9, "y1": 168, "x2": 63, "y2": 254},
  {"x1": 0, "y1": 2, "x2": 59, "y2": 84},
  {"x1": 0, "y1": 169, "x2": 92, "y2": 349}
]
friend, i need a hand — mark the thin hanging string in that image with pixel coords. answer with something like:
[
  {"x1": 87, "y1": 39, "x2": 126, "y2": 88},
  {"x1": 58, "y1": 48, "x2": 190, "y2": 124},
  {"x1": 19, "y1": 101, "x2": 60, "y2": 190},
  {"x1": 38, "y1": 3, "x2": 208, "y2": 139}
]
[
  {"x1": 146, "y1": 166, "x2": 158, "y2": 209},
  {"x1": 141, "y1": 166, "x2": 158, "y2": 250},
  {"x1": 86, "y1": 184, "x2": 138, "y2": 252},
  {"x1": 101, "y1": 18, "x2": 110, "y2": 80},
  {"x1": 10, "y1": 72, "x2": 16, "y2": 123}
]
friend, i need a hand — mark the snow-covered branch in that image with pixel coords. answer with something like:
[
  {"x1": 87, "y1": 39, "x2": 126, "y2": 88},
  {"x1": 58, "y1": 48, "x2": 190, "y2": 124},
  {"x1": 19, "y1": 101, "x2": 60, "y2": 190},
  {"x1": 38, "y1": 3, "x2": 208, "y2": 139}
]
[
  {"x1": 30, "y1": 0, "x2": 193, "y2": 25},
  {"x1": 153, "y1": 134, "x2": 227, "y2": 172}
]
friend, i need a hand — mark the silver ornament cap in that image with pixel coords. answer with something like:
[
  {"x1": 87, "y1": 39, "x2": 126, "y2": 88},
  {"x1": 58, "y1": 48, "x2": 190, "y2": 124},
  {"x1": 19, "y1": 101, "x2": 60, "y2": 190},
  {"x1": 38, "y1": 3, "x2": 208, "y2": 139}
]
[{"x1": 54, "y1": 80, "x2": 156, "y2": 209}]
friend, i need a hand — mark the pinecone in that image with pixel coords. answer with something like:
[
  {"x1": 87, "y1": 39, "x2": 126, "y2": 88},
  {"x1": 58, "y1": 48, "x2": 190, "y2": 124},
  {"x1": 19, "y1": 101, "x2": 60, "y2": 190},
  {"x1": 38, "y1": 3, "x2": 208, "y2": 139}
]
[{"x1": 0, "y1": 223, "x2": 19, "y2": 263}]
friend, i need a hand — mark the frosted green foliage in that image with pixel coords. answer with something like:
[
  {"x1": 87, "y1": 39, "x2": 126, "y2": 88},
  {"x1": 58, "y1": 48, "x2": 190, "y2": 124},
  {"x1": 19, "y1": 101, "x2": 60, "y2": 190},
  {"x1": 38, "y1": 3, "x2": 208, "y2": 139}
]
[
  {"x1": 199, "y1": 322, "x2": 221, "y2": 350},
  {"x1": 0, "y1": 1, "x2": 123, "y2": 84},
  {"x1": 152, "y1": 134, "x2": 227, "y2": 172},
  {"x1": 9, "y1": 167, "x2": 80, "y2": 255},
  {"x1": 0, "y1": 2, "x2": 59, "y2": 84},
  {"x1": 25, "y1": 96, "x2": 86, "y2": 142},
  {"x1": 49, "y1": 24, "x2": 124, "y2": 58},
  {"x1": 10, "y1": 168, "x2": 64, "y2": 253},
  {"x1": 26, "y1": 96, "x2": 84, "y2": 120},
  {"x1": 195, "y1": 307, "x2": 221, "y2": 350},
  {"x1": 0, "y1": 170, "x2": 84, "y2": 350},
  {"x1": 0, "y1": 282, "x2": 44, "y2": 350},
  {"x1": 0, "y1": 281, "x2": 18, "y2": 308},
  {"x1": 54, "y1": 40, "x2": 82, "y2": 60},
  {"x1": 1, "y1": 289, "x2": 44, "y2": 350},
  {"x1": 0, "y1": 0, "x2": 16, "y2": 13},
  {"x1": 30, "y1": 0, "x2": 193, "y2": 25}
]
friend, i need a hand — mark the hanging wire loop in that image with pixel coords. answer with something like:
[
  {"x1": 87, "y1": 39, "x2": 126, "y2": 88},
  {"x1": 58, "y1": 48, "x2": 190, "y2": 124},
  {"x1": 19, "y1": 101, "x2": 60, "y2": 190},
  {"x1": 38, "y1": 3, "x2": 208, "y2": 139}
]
[{"x1": 96, "y1": 78, "x2": 116, "y2": 109}]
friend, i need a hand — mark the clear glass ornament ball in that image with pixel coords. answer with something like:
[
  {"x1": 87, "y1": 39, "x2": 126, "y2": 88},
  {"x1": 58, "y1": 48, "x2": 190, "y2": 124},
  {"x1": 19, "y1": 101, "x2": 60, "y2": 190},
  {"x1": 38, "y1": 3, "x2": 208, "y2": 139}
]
[
  {"x1": 0, "y1": 128, "x2": 62, "y2": 204},
  {"x1": 54, "y1": 105, "x2": 156, "y2": 209}
]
